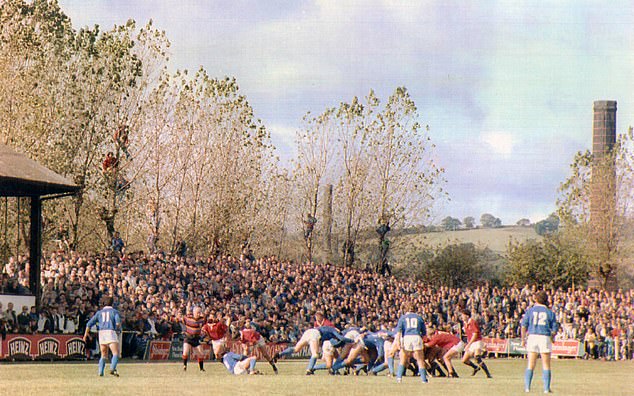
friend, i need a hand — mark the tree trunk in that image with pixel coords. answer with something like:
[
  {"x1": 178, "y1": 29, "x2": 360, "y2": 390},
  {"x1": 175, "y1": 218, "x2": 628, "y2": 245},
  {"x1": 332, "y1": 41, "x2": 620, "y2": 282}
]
[{"x1": 322, "y1": 184, "x2": 333, "y2": 256}]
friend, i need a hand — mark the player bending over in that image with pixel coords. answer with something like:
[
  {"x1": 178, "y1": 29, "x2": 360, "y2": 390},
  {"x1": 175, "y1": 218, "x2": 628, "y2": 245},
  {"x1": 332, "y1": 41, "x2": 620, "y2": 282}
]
[
  {"x1": 425, "y1": 327, "x2": 464, "y2": 378},
  {"x1": 240, "y1": 318, "x2": 278, "y2": 374},
  {"x1": 370, "y1": 329, "x2": 397, "y2": 376},
  {"x1": 181, "y1": 306, "x2": 206, "y2": 372},
  {"x1": 274, "y1": 326, "x2": 350, "y2": 375},
  {"x1": 84, "y1": 296, "x2": 122, "y2": 377},
  {"x1": 521, "y1": 291, "x2": 559, "y2": 394}
]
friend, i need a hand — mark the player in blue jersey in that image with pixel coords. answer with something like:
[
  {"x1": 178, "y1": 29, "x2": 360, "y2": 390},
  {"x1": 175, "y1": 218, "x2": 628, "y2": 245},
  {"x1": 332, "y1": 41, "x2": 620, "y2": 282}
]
[
  {"x1": 370, "y1": 328, "x2": 397, "y2": 376},
  {"x1": 394, "y1": 303, "x2": 428, "y2": 383},
  {"x1": 221, "y1": 351, "x2": 260, "y2": 375},
  {"x1": 521, "y1": 291, "x2": 559, "y2": 394},
  {"x1": 274, "y1": 325, "x2": 351, "y2": 375},
  {"x1": 83, "y1": 296, "x2": 122, "y2": 377}
]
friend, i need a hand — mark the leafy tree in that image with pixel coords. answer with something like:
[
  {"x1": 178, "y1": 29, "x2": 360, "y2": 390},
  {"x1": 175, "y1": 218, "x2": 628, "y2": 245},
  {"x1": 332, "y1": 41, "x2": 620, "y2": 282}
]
[
  {"x1": 366, "y1": 87, "x2": 445, "y2": 272},
  {"x1": 480, "y1": 213, "x2": 501, "y2": 228},
  {"x1": 463, "y1": 216, "x2": 475, "y2": 229},
  {"x1": 516, "y1": 218, "x2": 531, "y2": 227},
  {"x1": 506, "y1": 235, "x2": 591, "y2": 288},
  {"x1": 293, "y1": 109, "x2": 336, "y2": 263},
  {"x1": 412, "y1": 243, "x2": 498, "y2": 288},
  {"x1": 441, "y1": 216, "x2": 461, "y2": 231},
  {"x1": 557, "y1": 128, "x2": 634, "y2": 289},
  {"x1": 534, "y1": 214, "x2": 559, "y2": 236}
]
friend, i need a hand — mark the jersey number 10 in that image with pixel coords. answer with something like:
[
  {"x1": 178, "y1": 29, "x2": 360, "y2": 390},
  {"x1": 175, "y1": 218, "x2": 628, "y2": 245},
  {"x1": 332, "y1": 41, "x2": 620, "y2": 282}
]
[{"x1": 406, "y1": 317, "x2": 418, "y2": 329}]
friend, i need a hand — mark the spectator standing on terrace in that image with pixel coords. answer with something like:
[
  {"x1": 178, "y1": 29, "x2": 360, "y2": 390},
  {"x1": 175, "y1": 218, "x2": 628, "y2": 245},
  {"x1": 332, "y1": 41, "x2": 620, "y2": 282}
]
[
  {"x1": 5, "y1": 302, "x2": 17, "y2": 332},
  {"x1": 17, "y1": 305, "x2": 31, "y2": 333}
]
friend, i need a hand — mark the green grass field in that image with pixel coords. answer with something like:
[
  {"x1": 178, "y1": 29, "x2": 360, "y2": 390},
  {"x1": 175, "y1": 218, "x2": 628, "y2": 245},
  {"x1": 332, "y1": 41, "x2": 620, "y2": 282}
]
[
  {"x1": 397, "y1": 226, "x2": 542, "y2": 254},
  {"x1": 1, "y1": 359, "x2": 632, "y2": 396}
]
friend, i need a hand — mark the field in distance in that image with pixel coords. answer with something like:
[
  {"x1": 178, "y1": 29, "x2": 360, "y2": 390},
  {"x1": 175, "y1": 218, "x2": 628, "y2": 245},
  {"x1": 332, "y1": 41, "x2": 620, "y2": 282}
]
[
  {"x1": 1, "y1": 358, "x2": 632, "y2": 396},
  {"x1": 395, "y1": 225, "x2": 541, "y2": 255}
]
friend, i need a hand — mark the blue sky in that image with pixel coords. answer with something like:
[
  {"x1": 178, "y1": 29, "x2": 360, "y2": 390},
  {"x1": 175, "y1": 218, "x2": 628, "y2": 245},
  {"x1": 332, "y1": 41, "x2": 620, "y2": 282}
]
[{"x1": 59, "y1": 0, "x2": 634, "y2": 225}]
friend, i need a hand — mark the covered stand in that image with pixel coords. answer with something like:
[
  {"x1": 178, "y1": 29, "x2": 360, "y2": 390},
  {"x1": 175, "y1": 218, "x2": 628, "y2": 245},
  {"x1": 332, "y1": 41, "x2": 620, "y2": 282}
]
[{"x1": 0, "y1": 144, "x2": 79, "y2": 307}]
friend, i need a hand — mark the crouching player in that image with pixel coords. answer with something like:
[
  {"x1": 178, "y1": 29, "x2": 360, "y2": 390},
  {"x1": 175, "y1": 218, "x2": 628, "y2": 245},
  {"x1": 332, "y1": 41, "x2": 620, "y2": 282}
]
[
  {"x1": 274, "y1": 326, "x2": 351, "y2": 375},
  {"x1": 181, "y1": 306, "x2": 206, "y2": 372},
  {"x1": 221, "y1": 351, "x2": 261, "y2": 375},
  {"x1": 84, "y1": 296, "x2": 121, "y2": 377},
  {"x1": 240, "y1": 318, "x2": 278, "y2": 374},
  {"x1": 370, "y1": 328, "x2": 397, "y2": 376},
  {"x1": 333, "y1": 330, "x2": 382, "y2": 375},
  {"x1": 425, "y1": 328, "x2": 464, "y2": 378}
]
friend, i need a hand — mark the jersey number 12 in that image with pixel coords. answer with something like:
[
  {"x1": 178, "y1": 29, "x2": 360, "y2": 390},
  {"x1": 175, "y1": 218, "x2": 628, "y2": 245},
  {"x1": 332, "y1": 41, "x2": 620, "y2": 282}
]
[{"x1": 532, "y1": 311, "x2": 547, "y2": 326}]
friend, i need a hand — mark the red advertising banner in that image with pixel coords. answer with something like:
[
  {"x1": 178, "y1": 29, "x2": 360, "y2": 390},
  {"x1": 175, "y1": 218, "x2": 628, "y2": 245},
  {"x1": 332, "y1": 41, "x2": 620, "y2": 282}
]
[
  {"x1": 483, "y1": 337, "x2": 508, "y2": 354},
  {"x1": 551, "y1": 340, "x2": 580, "y2": 357},
  {"x1": 147, "y1": 341, "x2": 171, "y2": 360},
  {"x1": 1, "y1": 334, "x2": 86, "y2": 360}
]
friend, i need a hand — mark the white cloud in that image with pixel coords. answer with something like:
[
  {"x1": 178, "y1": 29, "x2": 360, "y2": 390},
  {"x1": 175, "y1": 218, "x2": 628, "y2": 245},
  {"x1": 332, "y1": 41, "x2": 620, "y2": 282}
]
[{"x1": 481, "y1": 132, "x2": 514, "y2": 156}]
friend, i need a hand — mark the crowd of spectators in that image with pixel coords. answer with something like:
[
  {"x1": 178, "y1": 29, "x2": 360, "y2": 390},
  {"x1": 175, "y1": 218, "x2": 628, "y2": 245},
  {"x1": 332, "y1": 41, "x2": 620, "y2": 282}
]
[{"x1": 1, "y1": 249, "x2": 633, "y2": 360}]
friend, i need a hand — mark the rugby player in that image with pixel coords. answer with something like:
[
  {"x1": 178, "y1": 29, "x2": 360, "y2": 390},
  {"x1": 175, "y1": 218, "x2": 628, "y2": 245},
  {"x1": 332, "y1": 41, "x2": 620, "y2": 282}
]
[
  {"x1": 181, "y1": 306, "x2": 206, "y2": 372},
  {"x1": 521, "y1": 291, "x2": 559, "y2": 394},
  {"x1": 394, "y1": 303, "x2": 428, "y2": 383},
  {"x1": 83, "y1": 296, "x2": 122, "y2": 377},
  {"x1": 461, "y1": 309, "x2": 492, "y2": 378},
  {"x1": 425, "y1": 327, "x2": 463, "y2": 378},
  {"x1": 221, "y1": 351, "x2": 261, "y2": 375},
  {"x1": 240, "y1": 318, "x2": 279, "y2": 374},
  {"x1": 201, "y1": 311, "x2": 230, "y2": 360},
  {"x1": 274, "y1": 325, "x2": 350, "y2": 375}
]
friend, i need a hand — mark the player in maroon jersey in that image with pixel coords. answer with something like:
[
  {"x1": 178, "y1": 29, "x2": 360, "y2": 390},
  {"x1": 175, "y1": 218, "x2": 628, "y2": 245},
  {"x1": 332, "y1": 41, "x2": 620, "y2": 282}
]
[
  {"x1": 461, "y1": 309, "x2": 491, "y2": 378},
  {"x1": 180, "y1": 306, "x2": 206, "y2": 372},
  {"x1": 240, "y1": 318, "x2": 278, "y2": 374},
  {"x1": 425, "y1": 328, "x2": 464, "y2": 378},
  {"x1": 314, "y1": 311, "x2": 334, "y2": 328},
  {"x1": 201, "y1": 311, "x2": 230, "y2": 360}
]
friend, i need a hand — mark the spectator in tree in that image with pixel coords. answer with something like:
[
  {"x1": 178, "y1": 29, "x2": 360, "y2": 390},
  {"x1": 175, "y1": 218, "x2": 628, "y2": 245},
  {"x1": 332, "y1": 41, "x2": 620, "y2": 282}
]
[
  {"x1": 102, "y1": 152, "x2": 117, "y2": 173},
  {"x1": 114, "y1": 124, "x2": 131, "y2": 159},
  {"x1": 112, "y1": 231, "x2": 125, "y2": 255},
  {"x1": 303, "y1": 214, "x2": 317, "y2": 239},
  {"x1": 176, "y1": 240, "x2": 187, "y2": 258},
  {"x1": 55, "y1": 224, "x2": 70, "y2": 252}
]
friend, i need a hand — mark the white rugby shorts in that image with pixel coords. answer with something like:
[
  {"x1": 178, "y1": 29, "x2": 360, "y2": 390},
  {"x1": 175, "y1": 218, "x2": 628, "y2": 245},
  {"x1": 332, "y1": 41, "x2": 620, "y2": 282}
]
[
  {"x1": 402, "y1": 335, "x2": 424, "y2": 352},
  {"x1": 234, "y1": 360, "x2": 248, "y2": 375},
  {"x1": 526, "y1": 334, "x2": 552, "y2": 354},
  {"x1": 98, "y1": 329, "x2": 119, "y2": 345},
  {"x1": 322, "y1": 340, "x2": 334, "y2": 357},
  {"x1": 299, "y1": 328, "x2": 321, "y2": 344},
  {"x1": 448, "y1": 340, "x2": 465, "y2": 354},
  {"x1": 211, "y1": 339, "x2": 226, "y2": 350},
  {"x1": 467, "y1": 340, "x2": 486, "y2": 355}
]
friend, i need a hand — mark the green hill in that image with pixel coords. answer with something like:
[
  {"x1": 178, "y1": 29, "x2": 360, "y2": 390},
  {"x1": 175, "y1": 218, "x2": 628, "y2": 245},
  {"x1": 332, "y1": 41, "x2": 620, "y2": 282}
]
[{"x1": 393, "y1": 225, "x2": 542, "y2": 257}]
